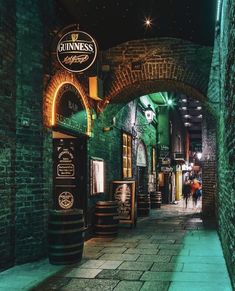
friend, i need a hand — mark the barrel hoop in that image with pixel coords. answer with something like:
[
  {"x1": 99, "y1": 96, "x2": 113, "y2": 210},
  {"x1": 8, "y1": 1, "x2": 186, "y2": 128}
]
[
  {"x1": 95, "y1": 224, "x2": 118, "y2": 228},
  {"x1": 95, "y1": 212, "x2": 118, "y2": 216},
  {"x1": 49, "y1": 209, "x2": 83, "y2": 216},
  {"x1": 49, "y1": 242, "x2": 84, "y2": 249},
  {"x1": 49, "y1": 219, "x2": 84, "y2": 225},
  {"x1": 48, "y1": 226, "x2": 85, "y2": 234},
  {"x1": 95, "y1": 231, "x2": 117, "y2": 235},
  {"x1": 95, "y1": 206, "x2": 118, "y2": 210},
  {"x1": 96, "y1": 201, "x2": 118, "y2": 206},
  {"x1": 49, "y1": 249, "x2": 83, "y2": 256}
]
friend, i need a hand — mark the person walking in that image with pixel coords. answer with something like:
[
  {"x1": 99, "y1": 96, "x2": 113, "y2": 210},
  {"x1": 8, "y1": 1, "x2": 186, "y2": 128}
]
[
  {"x1": 191, "y1": 178, "x2": 200, "y2": 207},
  {"x1": 182, "y1": 178, "x2": 191, "y2": 208}
]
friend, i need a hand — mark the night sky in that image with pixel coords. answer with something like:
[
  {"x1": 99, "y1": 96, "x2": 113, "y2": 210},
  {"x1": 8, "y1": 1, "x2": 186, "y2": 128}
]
[{"x1": 58, "y1": 0, "x2": 216, "y2": 50}]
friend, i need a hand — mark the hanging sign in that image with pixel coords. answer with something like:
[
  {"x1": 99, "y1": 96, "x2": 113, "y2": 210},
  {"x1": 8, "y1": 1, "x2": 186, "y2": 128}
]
[{"x1": 56, "y1": 29, "x2": 97, "y2": 73}]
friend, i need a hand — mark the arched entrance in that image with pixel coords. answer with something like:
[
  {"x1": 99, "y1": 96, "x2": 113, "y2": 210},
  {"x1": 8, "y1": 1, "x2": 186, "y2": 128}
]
[
  {"x1": 43, "y1": 71, "x2": 92, "y2": 220},
  {"x1": 98, "y1": 38, "x2": 215, "y2": 217}
]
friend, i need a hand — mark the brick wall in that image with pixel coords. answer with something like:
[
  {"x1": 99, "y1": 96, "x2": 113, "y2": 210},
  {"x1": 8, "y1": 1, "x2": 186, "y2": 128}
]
[
  {"x1": 208, "y1": 0, "x2": 235, "y2": 287},
  {"x1": 14, "y1": 0, "x2": 47, "y2": 263},
  {"x1": 101, "y1": 38, "x2": 212, "y2": 105},
  {"x1": 0, "y1": 0, "x2": 16, "y2": 270},
  {"x1": 0, "y1": 0, "x2": 66, "y2": 267},
  {"x1": 88, "y1": 99, "x2": 156, "y2": 229}
]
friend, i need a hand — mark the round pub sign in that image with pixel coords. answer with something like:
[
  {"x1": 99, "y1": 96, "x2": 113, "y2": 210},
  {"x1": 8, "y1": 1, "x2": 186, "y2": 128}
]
[{"x1": 56, "y1": 30, "x2": 97, "y2": 73}]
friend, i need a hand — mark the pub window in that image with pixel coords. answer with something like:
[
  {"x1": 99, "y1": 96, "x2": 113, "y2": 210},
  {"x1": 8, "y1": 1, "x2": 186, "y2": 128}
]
[{"x1": 122, "y1": 132, "x2": 132, "y2": 178}]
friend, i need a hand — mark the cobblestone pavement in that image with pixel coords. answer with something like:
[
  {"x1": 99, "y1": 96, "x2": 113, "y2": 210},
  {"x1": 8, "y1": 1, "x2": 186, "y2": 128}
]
[{"x1": 0, "y1": 199, "x2": 233, "y2": 291}]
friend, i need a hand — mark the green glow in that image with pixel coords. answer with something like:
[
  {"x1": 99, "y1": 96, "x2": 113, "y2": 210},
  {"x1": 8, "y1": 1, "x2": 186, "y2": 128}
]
[
  {"x1": 167, "y1": 99, "x2": 173, "y2": 106},
  {"x1": 216, "y1": 0, "x2": 222, "y2": 21}
]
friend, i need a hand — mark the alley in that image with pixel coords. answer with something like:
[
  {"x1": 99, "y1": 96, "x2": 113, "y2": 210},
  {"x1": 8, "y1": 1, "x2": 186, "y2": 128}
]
[{"x1": 0, "y1": 200, "x2": 232, "y2": 291}]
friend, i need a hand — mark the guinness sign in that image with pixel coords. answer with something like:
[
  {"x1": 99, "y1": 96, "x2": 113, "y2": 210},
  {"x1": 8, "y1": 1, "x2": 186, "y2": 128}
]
[{"x1": 56, "y1": 29, "x2": 97, "y2": 73}]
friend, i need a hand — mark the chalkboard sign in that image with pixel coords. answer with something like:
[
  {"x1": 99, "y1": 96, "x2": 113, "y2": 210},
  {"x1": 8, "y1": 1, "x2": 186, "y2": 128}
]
[
  {"x1": 112, "y1": 180, "x2": 136, "y2": 227},
  {"x1": 53, "y1": 138, "x2": 78, "y2": 210}
]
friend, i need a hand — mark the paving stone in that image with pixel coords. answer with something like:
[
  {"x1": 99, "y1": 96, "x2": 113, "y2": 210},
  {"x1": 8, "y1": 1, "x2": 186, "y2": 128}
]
[
  {"x1": 118, "y1": 261, "x2": 153, "y2": 271},
  {"x1": 168, "y1": 281, "x2": 233, "y2": 291},
  {"x1": 150, "y1": 235, "x2": 169, "y2": 239},
  {"x1": 61, "y1": 278, "x2": 119, "y2": 291},
  {"x1": 171, "y1": 255, "x2": 226, "y2": 264},
  {"x1": 32, "y1": 277, "x2": 71, "y2": 291},
  {"x1": 137, "y1": 254, "x2": 171, "y2": 263},
  {"x1": 187, "y1": 249, "x2": 223, "y2": 256},
  {"x1": 80, "y1": 260, "x2": 106, "y2": 269},
  {"x1": 136, "y1": 243, "x2": 159, "y2": 249},
  {"x1": 151, "y1": 239, "x2": 175, "y2": 244},
  {"x1": 98, "y1": 242, "x2": 126, "y2": 247},
  {"x1": 151, "y1": 262, "x2": 183, "y2": 272},
  {"x1": 83, "y1": 252, "x2": 104, "y2": 260},
  {"x1": 88, "y1": 238, "x2": 114, "y2": 243},
  {"x1": 99, "y1": 253, "x2": 139, "y2": 261},
  {"x1": 83, "y1": 246, "x2": 104, "y2": 253},
  {"x1": 101, "y1": 247, "x2": 127, "y2": 254},
  {"x1": 140, "y1": 281, "x2": 170, "y2": 291},
  {"x1": 124, "y1": 243, "x2": 138, "y2": 248},
  {"x1": 124, "y1": 248, "x2": 158, "y2": 255},
  {"x1": 114, "y1": 280, "x2": 143, "y2": 290},
  {"x1": 158, "y1": 249, "x2": 189, "y2": 256},
  {"x1": 112, "y1": 238, "x2": 139, "y2": 243},
  {"x1": 158, "y1": 244, "x2": 183, "y2": 250},
  {"x1": 141, "y1": 271, "x2": 230, "y2": 282},
  {"x1": 97, "y1": 269, "x2": 143, "y2": 280},
  {"x1": 100, "y1": 261, "x2": 122, "y2": 269},
  {"x1": 182, "y1": 263, "x2": 228, "y2": 273},
  {"x1": 64, "y1": 268, "x2": 102, "y2": 278}
]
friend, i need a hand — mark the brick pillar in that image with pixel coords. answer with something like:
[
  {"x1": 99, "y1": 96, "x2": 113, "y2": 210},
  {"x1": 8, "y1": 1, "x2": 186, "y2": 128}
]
[{"x1": 201, "y1": 109, "x2": 217, "y2": 218}]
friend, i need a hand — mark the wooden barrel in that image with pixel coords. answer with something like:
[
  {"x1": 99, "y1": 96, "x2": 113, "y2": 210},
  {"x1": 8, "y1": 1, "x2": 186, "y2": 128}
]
[
  {"x1": 137, "y1": 193, "x2": 150, "y2": 216},
  {"x1": 95, "y1": 201, "x2": 119, "y2": 236},
  {"x1": 48, "y1": 209, "x2": 85, "y2": 265},
  {"x1": 150, "y1": 191, "x2": 162, "y2": 208}
]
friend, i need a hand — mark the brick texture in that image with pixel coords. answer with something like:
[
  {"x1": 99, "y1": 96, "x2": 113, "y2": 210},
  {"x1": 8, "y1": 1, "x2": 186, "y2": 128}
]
[
  {"x1": 100, "y1": 38, "x2": 212, "y2": 106},
  {"x1": 207, "y1": 0, "x2": 235, "y2": 287},
  {"x1": 0, "y1": 0, "x2": 16, "y2": 270}
]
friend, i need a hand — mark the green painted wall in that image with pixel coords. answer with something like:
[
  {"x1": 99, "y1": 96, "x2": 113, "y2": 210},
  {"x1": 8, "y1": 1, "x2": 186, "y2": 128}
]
[{"x1": 158, "y1": 107, "x2": 170, "y2": 147}]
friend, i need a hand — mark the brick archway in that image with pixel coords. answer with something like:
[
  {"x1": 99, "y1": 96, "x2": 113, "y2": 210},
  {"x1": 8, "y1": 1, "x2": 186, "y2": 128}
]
[
  {"x1": 100, "y1": 38, "x2": 215, "y2": 217},
  {"x1": 43, "y1": 70, "x2": 92, "y2": 136},
  {"x1": 100, "y1": 37, "x2": 212, "y2": 109}
]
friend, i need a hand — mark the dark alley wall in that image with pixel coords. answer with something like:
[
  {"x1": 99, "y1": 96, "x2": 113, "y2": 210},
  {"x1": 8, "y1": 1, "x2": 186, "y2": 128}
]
[
  {"x1": 208, "y1": 0, "x2": 235, "y2": 287},
  {"x1": 0, "y1": 0, "x2": 16, "y2": 270}
]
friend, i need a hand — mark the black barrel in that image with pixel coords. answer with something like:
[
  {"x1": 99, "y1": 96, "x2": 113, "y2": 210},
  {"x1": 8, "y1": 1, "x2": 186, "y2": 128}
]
[
  {"x1": 48, "y1": 209, "x2": 85, "y2": 265},
  {"x1": 150, "y1": 191, "x2": 162, "y2": 209},
  {"x1": 95, "y1": 201, "x2": 119, "y2": 236},
  {"x1": 137, "y1": 193, "x2": 150, "y2": 216}
]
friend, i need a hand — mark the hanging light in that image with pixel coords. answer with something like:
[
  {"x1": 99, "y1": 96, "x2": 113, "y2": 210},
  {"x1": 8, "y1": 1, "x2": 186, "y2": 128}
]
[
  {"x1": 144, "y1": 104, "x2": 155, "y2": 123},
  {"x1": 196, "y1": 152, "x2": 202, "y2": 160}
]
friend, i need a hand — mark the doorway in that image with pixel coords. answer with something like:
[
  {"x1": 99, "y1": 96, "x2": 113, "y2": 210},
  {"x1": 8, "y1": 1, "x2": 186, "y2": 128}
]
[{"x1": 52, "y1": 131, "x2": 87, "y2": 217}]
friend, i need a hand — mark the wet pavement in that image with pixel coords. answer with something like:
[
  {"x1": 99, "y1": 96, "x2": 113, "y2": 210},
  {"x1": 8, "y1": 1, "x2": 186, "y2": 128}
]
[{"x1": 0, "y1": 199, "x2": 233, "y2": 291}]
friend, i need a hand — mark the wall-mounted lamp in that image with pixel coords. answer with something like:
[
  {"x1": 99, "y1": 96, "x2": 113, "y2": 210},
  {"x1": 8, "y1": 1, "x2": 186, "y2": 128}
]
[
  {"x1": 144, "y1": 104, "x2": 155, "y2": 123},
  {"x1": 196, "y1": 152, "x2": 202, "y2": 160}
]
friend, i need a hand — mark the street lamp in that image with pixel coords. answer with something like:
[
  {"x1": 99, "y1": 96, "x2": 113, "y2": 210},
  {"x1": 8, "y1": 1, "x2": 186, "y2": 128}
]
[{"x1": 144, "y1": 104, "x2": 155, "y2": 123}]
